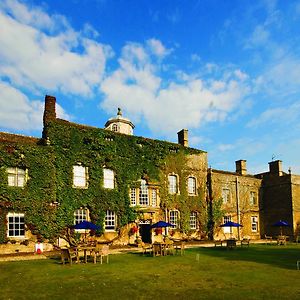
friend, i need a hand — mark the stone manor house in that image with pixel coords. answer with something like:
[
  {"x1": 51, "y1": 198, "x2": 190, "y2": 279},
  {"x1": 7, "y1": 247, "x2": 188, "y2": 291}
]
[{"x1": 0, "y1": 95, "x2": 300, "y2": 250}]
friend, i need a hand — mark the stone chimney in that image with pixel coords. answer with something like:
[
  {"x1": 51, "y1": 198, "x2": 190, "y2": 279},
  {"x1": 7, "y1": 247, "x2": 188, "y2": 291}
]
[
  {"x1": 269, "y1": 160, "x2": 283, "y2": 176},
  {"x1": 235, "y1": 160, "x2": 247, "y2": 175},
  {"x1": 42, "y1": 95, "x2": 56, "y2": 139},
  {"x1": 177, "y1": 129, "x2": 188, "y2": 147},
  {"x1": 43, "y1": 95, "x2": 56, "y2": 126}
]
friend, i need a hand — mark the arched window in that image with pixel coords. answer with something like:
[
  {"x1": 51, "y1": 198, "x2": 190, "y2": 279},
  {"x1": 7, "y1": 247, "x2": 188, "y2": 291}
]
[{"x1": 112, "y1": 124, "x2": 118, "y2": 132}]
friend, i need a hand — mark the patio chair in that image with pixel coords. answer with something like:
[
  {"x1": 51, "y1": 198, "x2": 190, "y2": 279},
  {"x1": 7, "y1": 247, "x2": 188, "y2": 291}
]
[
  {"x1": 93, "y1": 244, "x2": 109, "y2": 264},
  {"x1": 265, "y1": 234, "x2": 273, "y2": 244},
  {"x1": 174, "y1": 241, "x2": 185, "y2": 256},
  {"x1": 141, "y1": 242, "x2": 153, "y2": 256},
  {"x1": 240, "y1": 238, "x2": 250, "y2": 247},
  {"x1": 277, "y1": 235, "x2": 286, "y2": 245},
  {"x1": 61, "y1": 248, "x2": 77, "y2": 265}
]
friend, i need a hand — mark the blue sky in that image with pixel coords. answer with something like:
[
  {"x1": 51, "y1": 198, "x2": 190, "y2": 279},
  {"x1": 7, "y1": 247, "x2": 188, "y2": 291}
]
[{"x1": 1, "y1": 0, "x2": 300, "y2": 174}]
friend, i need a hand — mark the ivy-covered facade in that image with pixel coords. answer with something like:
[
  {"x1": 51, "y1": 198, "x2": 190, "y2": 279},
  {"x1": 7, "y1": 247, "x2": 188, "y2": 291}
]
[
  {"x1": 0, "y1": 96, "x2": 208, "y2": 246},
  {"x1": 1, "y1": 95, "x2": 300, "y2": 249}
]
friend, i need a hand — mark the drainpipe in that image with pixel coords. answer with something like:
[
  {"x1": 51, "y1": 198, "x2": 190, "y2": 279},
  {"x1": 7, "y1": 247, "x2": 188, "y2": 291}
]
[{"x1": 236, "y1": 177, "x2": 241, "y2": 240}]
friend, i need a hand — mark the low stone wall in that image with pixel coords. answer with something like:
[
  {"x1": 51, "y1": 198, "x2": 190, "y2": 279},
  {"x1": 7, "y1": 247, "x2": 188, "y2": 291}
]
[{"x1": 0, "y1": 241, "x2": 53, "y2": 255}]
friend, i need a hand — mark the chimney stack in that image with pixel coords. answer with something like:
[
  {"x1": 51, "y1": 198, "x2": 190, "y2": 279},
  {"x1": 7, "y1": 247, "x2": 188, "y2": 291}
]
[
  {"x1": 43, "y1": 95, "x2": 56, "y2": 126},
  {"x1": 269, "y1": 160, "x2": 283, "y2": 176},
  {"x1": 177, "y1": 129, "x2": 188, "y2": 147},
  {"x1": 42, "y1": 95, "x2": 56, "y2": 139},
  {"x1": 235, "y1": 160, "x2": 247, "y2": 175}
]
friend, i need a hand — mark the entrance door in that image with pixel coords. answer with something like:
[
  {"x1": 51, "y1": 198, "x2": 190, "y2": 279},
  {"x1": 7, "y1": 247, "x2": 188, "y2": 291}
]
[{"x1": 139, "y1": 224, "x2": 152, "y2": 243}]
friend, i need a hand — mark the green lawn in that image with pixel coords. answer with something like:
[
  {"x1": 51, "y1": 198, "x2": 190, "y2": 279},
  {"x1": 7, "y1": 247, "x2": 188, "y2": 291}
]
[{"x1": 1, "y1": 244, "x2": 300, "y2": 299}]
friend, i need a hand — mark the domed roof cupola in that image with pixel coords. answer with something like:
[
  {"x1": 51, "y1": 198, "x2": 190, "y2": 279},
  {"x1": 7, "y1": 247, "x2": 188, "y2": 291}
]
[{"x1": 104, "y1": 108, "x2": 135, "y2": 135}]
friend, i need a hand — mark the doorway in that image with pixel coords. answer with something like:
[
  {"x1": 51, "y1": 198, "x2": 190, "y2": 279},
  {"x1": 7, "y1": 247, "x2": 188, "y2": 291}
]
[{"x1": 139, "y1": 224, "x2": 152, "y2": 243}]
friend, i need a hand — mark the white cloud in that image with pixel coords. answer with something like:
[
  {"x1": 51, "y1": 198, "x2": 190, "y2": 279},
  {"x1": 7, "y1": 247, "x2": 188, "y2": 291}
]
[
  {"x1": 0, "y1": 0, "x2": 112, "y2": 97},
  {"x1": 0, "y1": 81, "x2": 70, "y2": 132},
  {"x1": 101, "y1": 40, "x2": 250, "y2": 137},
  {"x1": 247, "y1": 102, "x2": 300, "y2": 128},
  {"x1": 147, "y1": 39, "x2": 172, "y2": 58}
]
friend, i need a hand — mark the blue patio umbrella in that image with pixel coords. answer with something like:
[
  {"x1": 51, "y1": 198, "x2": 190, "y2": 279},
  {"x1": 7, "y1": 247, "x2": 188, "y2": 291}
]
[
  {"x1": 73, "y1": 220, "x2": 101, "y2": 230},
  {"x1": 272, "y1": 220, "x2": 290, "y2": 236},
  {"x1": 73, "y1": 221, "x2": 101, "y2": 242},
  {"x1": 151, "y1": 221, "x2": 175, "y2": 228},
  {"x1": 220, "y1": 221, "x2": 243, "y2": 239},
  {"x1": 220, "y1": 221, "x2": 243, "y2": 228}
]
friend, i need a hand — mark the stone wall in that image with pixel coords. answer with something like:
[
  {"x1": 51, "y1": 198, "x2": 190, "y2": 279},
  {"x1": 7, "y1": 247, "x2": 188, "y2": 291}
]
[{"x1": 210, "y1": 170, "x2": 261, "y2": 240}]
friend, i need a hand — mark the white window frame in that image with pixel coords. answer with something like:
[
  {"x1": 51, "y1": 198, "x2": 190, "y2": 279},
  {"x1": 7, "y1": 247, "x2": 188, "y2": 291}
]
[
  {"x1": 151, "y1": 189, "x2": 157, "y2": 207},
  {"x1": 103, "y1": 168, "x2": 115, "y2": 189},
  {"x1": 222, "y1": 188, "x2": 230, "y2": 204},
  {"x1": 74, "y1": 208, "x2": 89, "y2": 225},
  {"x1": 223, "y1": 216, "x2": 232, "y2": 234},
  {"x1": 250, "y1": 191, "x2": 257, "y2": 206},
  {"x1": 105, "y1": 210, "x2": 116, "y2": 231},
  {"x1": 251, "y1": 216, "x2": 258, "y2": 232},
  {"x1": 139, "y1": 180, "x2": 149, "y2": 206},
  {"x1": 188, "y1": 176, "x2": 196, "y2": 195},
  {"x1": 168, "y1": 174, "x2": 178, "y2": 194},
  {"x1": 169, "y1": 210, "x2": 179, "y2": 228},
  {"x1": 73, "y1": 165, "x2": 88, "y2": 188},
  {"x1": 7, "y1": 167, "x2": 27, "y2": 187},
  {"x1": 7, "y1": 213, "x2": 25, "y2": 238},
  {"x1": 130, "y1": 188, "x2": 136, "y2": 206},
  {"x1": 190, "y1": 211, "x2": 197, "y2": 230}
]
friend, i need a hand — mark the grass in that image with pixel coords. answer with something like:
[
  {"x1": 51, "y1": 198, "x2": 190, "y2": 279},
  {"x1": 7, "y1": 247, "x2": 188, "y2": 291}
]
[{"x1": 1, "y1": 244, "x2": 300, "y2": 299}]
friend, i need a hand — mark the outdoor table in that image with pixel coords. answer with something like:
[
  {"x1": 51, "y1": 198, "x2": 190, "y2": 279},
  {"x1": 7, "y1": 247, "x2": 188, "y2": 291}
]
[
  {"x1": 75, "y1": 245, "x2": 96, "y2": 263},
  {"x1": 225, "y1": 239, "x2": 237, "y2": 249}
]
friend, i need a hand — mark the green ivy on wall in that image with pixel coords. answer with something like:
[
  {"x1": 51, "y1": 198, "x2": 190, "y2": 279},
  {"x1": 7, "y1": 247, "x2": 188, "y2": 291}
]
[{"x1": 0, "y1": 119, "x2": 207, "y2": 243}]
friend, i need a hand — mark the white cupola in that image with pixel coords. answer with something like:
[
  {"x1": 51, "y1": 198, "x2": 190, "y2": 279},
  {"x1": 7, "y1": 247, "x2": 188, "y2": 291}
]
[{"x1": 104, "y1": 108, "x2": 135, "y2": 135}]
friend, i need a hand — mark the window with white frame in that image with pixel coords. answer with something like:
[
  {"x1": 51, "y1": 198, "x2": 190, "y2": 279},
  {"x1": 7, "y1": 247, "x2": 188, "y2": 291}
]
[
  {"x1": 74, "y1": 208, "x2": 88, "y2": 225},
  {"x1": 250, "y1": 191, "x2": 257, "y2": 206},
  {"x1": 222, "y1": 188, "x2": 230, "y2": 204},
  {"x1": 105, "y1": 210, "x2": 116, "y2": 231},
  {"x1": 151, "y1": 189, "x2": 157, "y2": 207},
  {"x1": 7, "y1": 167, "x2": 26, "y2": 187},
  {"x1": 130, "y1": 188, "x2": 136, "y2": 206},
  {"x1": 7, "y1": 213, "x2": 25, "y2": 237},
  {"x1": 169, "y1": 210, "x2": 179, "y2": 228},
  {"x1": 139, "y1": 180, "x2": 149, "y2": 206},
  {"x1": 190, "y1": 212, "x2": 197, "y2": 230},
  {"x1": 223, "y1": 215, "x2": 232, "y2": 234},
  {"x1": 251, "y1": 216, "x2": 258, "y2": 232},
  {"x1": 73, "y1": 165, "x2": 88, "y2": 188},
  {"x1": 188, "y1": 176, "x2": 196, "y2": 195},
  {"x1": 103, "y1": 168, "x2": 115, "y2": 189},
  {"x1": 168, "y1": 175, "x2": 178, "y2": 194}
]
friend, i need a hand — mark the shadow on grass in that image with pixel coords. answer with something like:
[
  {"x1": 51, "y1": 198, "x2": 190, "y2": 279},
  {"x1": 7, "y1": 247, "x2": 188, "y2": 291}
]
[{"x1": 190, "y1": 244, "x2": 300, "y2": 270}]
